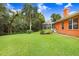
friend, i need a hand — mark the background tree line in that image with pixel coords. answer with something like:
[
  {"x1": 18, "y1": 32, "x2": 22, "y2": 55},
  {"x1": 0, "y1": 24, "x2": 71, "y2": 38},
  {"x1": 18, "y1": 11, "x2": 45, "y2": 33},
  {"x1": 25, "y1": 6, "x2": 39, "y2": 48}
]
[{"x1": 0, "y1": 3, "x2": 45, "y2": 35}]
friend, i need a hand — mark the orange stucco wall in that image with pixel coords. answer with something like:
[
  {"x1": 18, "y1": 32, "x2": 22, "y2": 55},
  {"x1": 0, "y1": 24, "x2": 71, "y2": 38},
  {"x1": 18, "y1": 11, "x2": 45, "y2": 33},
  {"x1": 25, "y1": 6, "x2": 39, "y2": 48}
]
[{"x1": 54, "y1": 15, "x2": 79, "y2": 37}]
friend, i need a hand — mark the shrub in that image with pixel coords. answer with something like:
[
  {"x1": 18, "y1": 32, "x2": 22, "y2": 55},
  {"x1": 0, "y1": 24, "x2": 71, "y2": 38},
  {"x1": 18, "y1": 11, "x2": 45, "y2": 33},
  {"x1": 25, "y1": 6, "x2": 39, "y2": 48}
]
[
  {"x1": 40, "y1": 30, "x2": 45, "y2": 34},
  {"x1": 40, "y1": 29, "x2": 52, "y2": 34},
  {"x1": 27, "y1": 30, "x2": 33, "y2": 34},
  {"x1": 45, "y1": 30, "x2": 52, "y2": 34}
]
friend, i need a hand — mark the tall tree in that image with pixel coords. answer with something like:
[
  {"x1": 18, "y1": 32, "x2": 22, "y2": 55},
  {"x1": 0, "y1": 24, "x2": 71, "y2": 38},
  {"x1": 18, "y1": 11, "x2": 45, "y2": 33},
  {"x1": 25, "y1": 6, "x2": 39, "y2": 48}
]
[
  {"x1": 0, "y1": 3, "x2": 9, "y2": 35},
  {"x1": 8, "y1": 10, "x2": 18, "y2": 34},
  {"x1": 22, "y1": 3, "x2": 37, "y2": 31},
  {"x1": 51, "y1": 13, "x2": 61, "y2": 22},
  {"x1": 13, "y1": 11, "x2": 27, "y2": 33},
  {"x1": 37, "y1": 13, "x2": 45, "y2": 23},
  {"x1": 32, "y1": 13, "x2": 45, "y2": 31}
]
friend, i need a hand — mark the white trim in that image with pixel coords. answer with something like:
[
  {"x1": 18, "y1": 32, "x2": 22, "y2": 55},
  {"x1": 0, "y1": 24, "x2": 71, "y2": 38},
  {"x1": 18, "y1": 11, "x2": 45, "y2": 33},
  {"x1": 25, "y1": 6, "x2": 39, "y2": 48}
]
[
  {"x1": 69, "y1": 18, "x2": 79, "y2": 30},
  {"x1": 68, "y1": 18, "x2": 73, "y2": 29},
  {"x1": 72, "y1": 18, "x2": 73, "y2": 29}
]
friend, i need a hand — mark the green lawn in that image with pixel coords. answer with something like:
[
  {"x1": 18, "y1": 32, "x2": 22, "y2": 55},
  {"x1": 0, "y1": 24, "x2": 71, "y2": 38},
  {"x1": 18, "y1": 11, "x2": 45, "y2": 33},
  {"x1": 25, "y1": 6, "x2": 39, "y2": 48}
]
[{"x1": 0, "y1": 32, "x2": 79, "y2": 56}]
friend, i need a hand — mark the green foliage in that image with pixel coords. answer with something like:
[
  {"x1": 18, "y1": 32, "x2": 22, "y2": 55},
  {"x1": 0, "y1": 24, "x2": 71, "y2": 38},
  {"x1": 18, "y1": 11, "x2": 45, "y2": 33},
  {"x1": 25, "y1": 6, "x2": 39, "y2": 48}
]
[
  {"x1": 0, "y1": 4, "x2": 9, "y2": 35},
  {"x1": 22, "y1": 4, "x2": 37, "y2": 31},
  {"x1": 27, "y1": 30, "x2": 33, "y2": 33},
  {"x1": 40, "y1": 29, "x2": 52, "y2": 34},
  {"x1": 14, "y1": 24, "x2": 27, "y2": 33},
  {"x1": 37, "y1": 13, "x2": 45, "y2": 23},
  {"x1": 0, "y1": 3, "x2": 45, "y2": 35},
  {"x1": 51, "y1": 13, "x2": 61, "y2": 22},
  {"x1": 32, "y1": 13, "x2": 45, "y2": 31},
  {"x1": 22, "y1": 4, "x2": 45, "y2": 32},
  {"x1": 40, "y1": 30, "x2": 45, "y2": 34}
]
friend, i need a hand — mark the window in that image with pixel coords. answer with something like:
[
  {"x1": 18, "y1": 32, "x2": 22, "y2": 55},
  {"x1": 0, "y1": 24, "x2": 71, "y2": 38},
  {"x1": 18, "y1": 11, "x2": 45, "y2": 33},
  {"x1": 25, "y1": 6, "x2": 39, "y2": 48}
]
[
  {"x1": 68, "y1": 18, "x2": 79, "y2": 29},
  {"x1": 69, "y1": 18, "x2": 72, "y2": 29},
  {"x1": 61, "y1": 21, "x2": 64, "y2": 29},
  {"x1": 73, "y1": 18, "x2": 78, "y2": 29}
]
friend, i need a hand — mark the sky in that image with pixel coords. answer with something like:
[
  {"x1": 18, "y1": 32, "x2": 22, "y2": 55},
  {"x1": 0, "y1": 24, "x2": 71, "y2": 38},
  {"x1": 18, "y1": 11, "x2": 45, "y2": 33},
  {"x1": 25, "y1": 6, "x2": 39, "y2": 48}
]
[{"x1": 5, "y1": 3, "x2": 79, "y2": 21}]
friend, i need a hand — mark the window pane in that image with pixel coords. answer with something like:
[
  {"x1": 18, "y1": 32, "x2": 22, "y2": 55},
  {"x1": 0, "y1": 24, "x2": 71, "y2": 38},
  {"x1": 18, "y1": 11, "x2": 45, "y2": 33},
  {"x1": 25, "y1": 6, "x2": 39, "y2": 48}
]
[
  {"x1": 69, "y1": 18, "x2": 72, "y2": 29},
  {"x1": 61, "y1": 21, "x2": 64, "y2": 29},
  {"x1": 73, "y1": 18, "x2": 78, "y2": 29}
]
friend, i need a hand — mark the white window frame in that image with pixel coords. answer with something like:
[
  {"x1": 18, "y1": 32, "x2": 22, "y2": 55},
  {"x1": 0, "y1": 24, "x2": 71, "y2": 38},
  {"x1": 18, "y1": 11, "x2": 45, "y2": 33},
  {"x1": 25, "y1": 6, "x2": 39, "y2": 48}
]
[
  {"x1": 69, "y1": 18, "x2": 78, "y2": 29},
  {"x1": 72, "y1": 18, "x2": 73, "y2": 29},
  {"x1": 69, "y1": 18, "x2": 73, "y2": 29}
]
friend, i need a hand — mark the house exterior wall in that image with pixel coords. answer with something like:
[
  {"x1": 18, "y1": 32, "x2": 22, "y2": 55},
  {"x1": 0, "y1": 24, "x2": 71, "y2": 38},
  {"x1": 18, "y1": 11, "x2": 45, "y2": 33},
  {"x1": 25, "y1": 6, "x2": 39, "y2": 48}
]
[{"x1": 54, "y1": 15, "x2": 79, "y2": 36}]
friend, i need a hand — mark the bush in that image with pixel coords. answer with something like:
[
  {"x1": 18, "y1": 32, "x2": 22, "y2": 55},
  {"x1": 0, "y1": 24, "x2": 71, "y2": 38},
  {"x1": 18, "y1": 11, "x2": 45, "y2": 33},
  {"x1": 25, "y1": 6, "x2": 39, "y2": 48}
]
[
  {"x1": 27, "y1": 30, "x2": 33, "y2": 34},
  {"x1": 40, "y1": 29, "x2": 52, "y2": 34},
  {"x1": 40, "y1": 30, "x2": 45, "y2": 34},
  {"x1": 46, "y1": 30, "x2": 52, "y2": 34}
]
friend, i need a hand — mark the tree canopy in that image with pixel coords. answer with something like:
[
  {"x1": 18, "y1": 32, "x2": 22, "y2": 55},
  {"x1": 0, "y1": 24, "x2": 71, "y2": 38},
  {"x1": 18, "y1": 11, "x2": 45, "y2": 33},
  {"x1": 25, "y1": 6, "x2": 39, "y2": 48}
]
[
  {"x1": 0, "y1": 3, "x2": 45, "y2": 35},
  {"x1": 51, "y1": 13, "x2": 61, "y2": 22}
]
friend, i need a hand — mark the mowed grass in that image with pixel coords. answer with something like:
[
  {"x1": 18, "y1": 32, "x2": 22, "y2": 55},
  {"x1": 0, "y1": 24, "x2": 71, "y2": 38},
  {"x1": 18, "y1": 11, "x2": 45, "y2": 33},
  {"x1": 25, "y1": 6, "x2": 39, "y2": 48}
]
[{"x1": 0, "y1": 32, "x2": 79, "y2": 56}]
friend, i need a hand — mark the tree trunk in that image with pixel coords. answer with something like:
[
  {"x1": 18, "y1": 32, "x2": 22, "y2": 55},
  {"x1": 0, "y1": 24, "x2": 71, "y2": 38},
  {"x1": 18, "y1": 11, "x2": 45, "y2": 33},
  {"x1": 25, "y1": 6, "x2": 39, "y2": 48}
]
[
  {"x1": 8, "y1": 14, "x2": 17, "y2": 34},
  {"x1": 29, "y1": 13, "x2": 32, "y2": 31},
  {"x1": 8, "y1": 24, "x2": 12, "y2": 34},
  {"x1": 30, "y1": 19, "x2": 32, "y2": 31}
]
